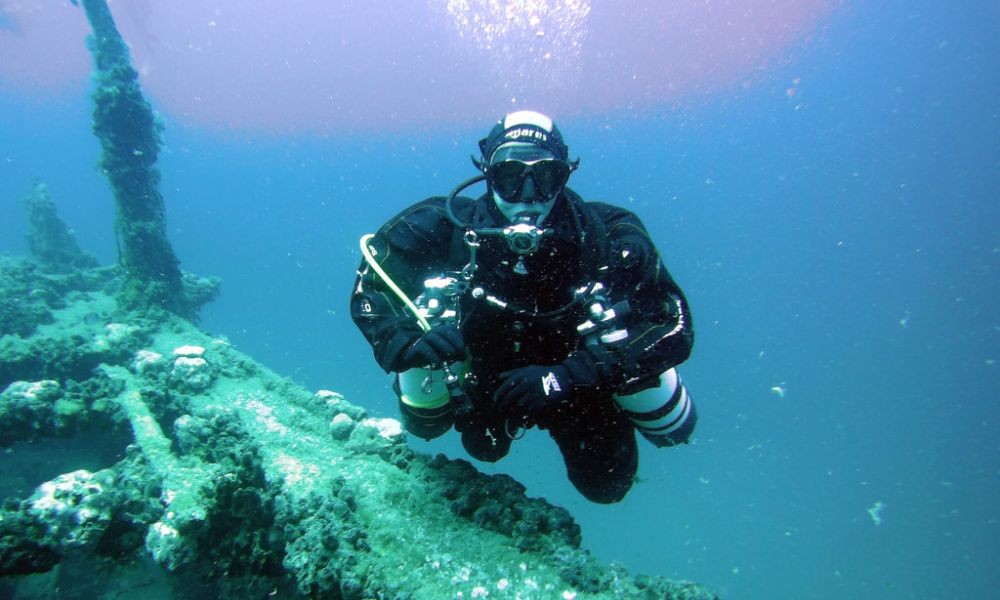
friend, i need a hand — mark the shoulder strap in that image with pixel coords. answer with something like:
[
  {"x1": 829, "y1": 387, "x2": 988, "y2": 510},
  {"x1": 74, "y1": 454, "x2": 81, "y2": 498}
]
[
  {"x1": 447, "y1": 195, "x2": 478, "y2": 270},
  {"x1": 564, "y1": 188, "x2": 611, "y2": 283}
]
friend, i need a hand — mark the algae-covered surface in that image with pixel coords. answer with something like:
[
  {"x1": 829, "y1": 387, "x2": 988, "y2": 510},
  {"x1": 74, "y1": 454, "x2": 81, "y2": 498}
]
[{"x1": 0, "y1": 255, "x2": 717, "y2": 599}]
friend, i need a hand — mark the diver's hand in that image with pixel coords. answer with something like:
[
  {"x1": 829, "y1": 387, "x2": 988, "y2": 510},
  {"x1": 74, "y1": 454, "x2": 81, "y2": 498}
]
[
  {"x1": 399, "y1": 325, "x2": 465, "y2": 368},
  {"x1": 494, "y1": 365, "x2": 573, "y2": 421}
]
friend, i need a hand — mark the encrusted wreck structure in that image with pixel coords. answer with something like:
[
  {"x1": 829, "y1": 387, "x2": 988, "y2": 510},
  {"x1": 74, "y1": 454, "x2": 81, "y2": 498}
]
[{"x1": 0, "y1": 252, "x2": 714, "y2": 599}]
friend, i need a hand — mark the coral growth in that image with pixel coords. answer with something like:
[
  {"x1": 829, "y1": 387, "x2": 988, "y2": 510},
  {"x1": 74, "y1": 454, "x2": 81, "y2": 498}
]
[
  {"x1": 80, "y1": 0, "x2": 187, "y2": 316},
  {"x1": 0, "y1": 257, "x2": 717, "y2": 599},
  {"x1": 23, "y1": 180, "x2": 97, "y2": 273}
]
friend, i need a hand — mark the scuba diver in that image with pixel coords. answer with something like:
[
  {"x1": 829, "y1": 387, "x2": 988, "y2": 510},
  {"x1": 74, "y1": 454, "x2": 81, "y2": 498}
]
[{"x1": 350, "y1": 110, "x2": 696, "y2": 503}]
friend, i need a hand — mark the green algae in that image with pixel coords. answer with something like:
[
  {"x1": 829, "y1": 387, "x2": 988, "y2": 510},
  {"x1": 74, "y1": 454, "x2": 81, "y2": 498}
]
[
  {"x1": 80, "y1": 0, "x2": 186, "y2": 316},
  {"x1": 0, "y1": 257, "x2": 717, "y2": 599}
]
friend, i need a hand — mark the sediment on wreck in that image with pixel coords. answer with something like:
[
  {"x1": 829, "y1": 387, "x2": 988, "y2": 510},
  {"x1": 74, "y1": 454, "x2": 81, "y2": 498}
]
[
  {"x1": 0, "y1": 257, "x2": 718, "y2": 599},
  {"x1": 23, "y1": 180, "x2": 98, "y2": 273},
  {"x1": 80, "y1": 0, "x2": 187, "y2": 316}
]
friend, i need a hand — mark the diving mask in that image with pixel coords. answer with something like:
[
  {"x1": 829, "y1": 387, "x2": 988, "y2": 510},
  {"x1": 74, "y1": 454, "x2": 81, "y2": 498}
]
[{"x1": 487, "y1": 158, "x2": 572, "y2": 202}]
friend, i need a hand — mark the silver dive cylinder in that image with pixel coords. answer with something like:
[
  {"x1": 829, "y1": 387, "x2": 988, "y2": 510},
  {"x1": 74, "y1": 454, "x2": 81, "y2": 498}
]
[
  {"x1": 613, "y1": 368, "x2": 697, "y2": 447},
  {"x1": 394, "y1": 275, "x2": 467, "y2": 440}
]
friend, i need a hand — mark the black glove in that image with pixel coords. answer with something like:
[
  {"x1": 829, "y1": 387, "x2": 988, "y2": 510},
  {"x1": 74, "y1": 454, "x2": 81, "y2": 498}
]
[
  {"x1": 399, "y1": 324, "x2": 465, "y2": 369},
  {"x1": 494, "y1": 364, "x2": 573, "y2": 422}
]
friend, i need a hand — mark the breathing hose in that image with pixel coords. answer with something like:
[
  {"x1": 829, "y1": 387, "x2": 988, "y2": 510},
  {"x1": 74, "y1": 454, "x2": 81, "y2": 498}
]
[
  {"x1": 359, "y1": 233, "x2": 430, "y2": 333},
  {"x1": 359, "y1": 232, "x2": 468, "y2": 407}
]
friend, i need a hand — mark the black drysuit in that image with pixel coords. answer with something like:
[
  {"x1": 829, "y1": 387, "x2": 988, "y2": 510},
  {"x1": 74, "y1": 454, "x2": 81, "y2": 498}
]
[{"x1": 350, "y1": 188, "x2": 694, "y2": 502}]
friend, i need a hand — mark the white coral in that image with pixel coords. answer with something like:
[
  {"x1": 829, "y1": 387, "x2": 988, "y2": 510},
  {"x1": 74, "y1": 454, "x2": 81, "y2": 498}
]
[
  {"x1": 361, "y1": 417, "x2": 404, "y2": 442},
  {"x1": 93, "y1": 322, "x2": 137, "y2": 350},
  {"x1": 329, "y1": 413, "x2": 355, "y2": 440},
  {"x1": 28, "y1": 469, "x2": 111, "y2": 549},
  {"x1": 132, "y1": 350, "x2": 164, "y2": 374},
  {"x1": 7, "y1": 379, "x2": 60, "y2": 401},
  {"x1": 172, "y1": 345, "x2": 205, "y2": 357},
  {"x1": 170, "y1": 356, "x2": 213, "y2": 392}
]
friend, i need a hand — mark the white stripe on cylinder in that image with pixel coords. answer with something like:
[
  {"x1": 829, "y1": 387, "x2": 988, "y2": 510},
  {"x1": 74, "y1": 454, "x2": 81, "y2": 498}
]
[
  {"x1": 631, "y1": 386, "x2": 689, "y2": 432},
  {"x1": 655, "y1": 391, "x2": 692, "y2": 435},
  {"x1": 613, "y1": 368, "x2": 680, "y2": 414}
]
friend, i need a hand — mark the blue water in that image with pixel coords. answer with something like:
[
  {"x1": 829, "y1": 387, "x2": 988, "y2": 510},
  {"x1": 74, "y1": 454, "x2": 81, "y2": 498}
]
[{"x1": 2, "y1": 2, "x2": 998, "y2": 598}]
